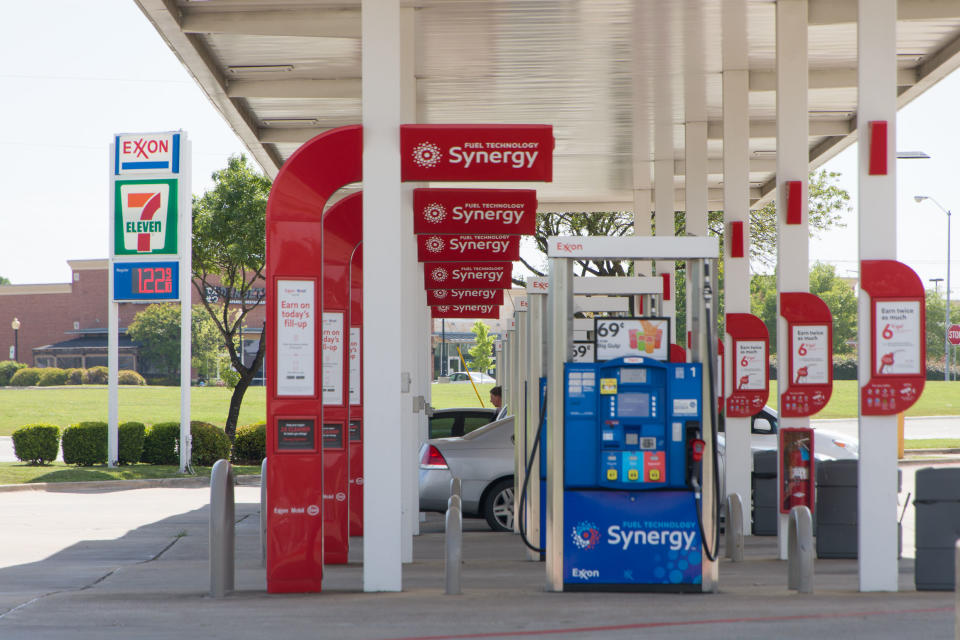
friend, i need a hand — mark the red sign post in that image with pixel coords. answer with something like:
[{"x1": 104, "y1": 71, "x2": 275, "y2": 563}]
[
  {"x1": 779, "y1": 292, "x2": 833, "y2": 417},
  {"x1": 860, "y1": 260, "x2": 926, "y2": 415},
  {"x1": 348, "y1": 244, "x2": 364, "y2": 537},
  {"x1": 725, "y1": 313, "x2": 770, "y2": 417}
]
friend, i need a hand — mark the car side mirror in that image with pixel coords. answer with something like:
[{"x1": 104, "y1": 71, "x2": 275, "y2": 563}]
[{"x1": 753, "y1": 417, "x2": 773, "y2": 435}]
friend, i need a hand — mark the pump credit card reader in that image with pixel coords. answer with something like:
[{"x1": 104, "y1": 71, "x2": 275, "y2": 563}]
[{"x1": 563, "y1": 356, "x2": 704, "y2": 591}]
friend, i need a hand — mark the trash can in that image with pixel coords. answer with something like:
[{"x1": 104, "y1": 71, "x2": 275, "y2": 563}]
[
  {"x1": 752, "y1": 450, "x2": 778, "y2": 536},
  {"x1": 815, "y1": 460, "x2": 858, "y2": 558},
  {"x1": 914, "y1": 467, "x2": 960, "y2": 590}
]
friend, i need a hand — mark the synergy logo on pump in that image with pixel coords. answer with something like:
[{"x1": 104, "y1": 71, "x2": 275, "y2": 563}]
[{"x1": 571, "y1": 521, "x2": 600, "y2": 550}]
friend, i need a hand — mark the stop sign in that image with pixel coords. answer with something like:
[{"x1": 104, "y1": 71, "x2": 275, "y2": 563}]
[{"x1": 949, "y1": 324, "x2": 960, "y2": 346}]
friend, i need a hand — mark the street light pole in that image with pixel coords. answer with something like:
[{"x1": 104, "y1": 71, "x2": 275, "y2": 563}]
[
  {"x1": 915, "y1": 196, "x2": 953, "y2": 381},
  {"x1": 10, "y1": 318, "x2": 20, "y2": 363}
]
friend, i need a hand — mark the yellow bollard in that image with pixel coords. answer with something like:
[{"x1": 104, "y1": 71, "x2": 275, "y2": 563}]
[{"x1": 897, "y1": 412, "x2": 905, "y2": 459}]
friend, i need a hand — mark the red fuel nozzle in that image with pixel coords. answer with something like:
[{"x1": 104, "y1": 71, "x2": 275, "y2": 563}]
[{"x1": 691, "y1": 439, "x2": 705, "y2": 463}]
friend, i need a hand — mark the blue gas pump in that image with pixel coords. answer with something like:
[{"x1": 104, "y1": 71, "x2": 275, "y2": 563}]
[{"x1": 561, "y1": 355, "x2": 705, "y2": 591}]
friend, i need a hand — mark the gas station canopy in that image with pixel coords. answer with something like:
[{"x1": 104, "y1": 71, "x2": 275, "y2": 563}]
[{"x1": 136, "y1": 0, "x2": 960, "y2": 209}]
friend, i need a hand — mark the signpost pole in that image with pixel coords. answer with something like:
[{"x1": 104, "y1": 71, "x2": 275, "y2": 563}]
[{"x1": 179, "y1": 137, "x2": 192, "y2": 473}]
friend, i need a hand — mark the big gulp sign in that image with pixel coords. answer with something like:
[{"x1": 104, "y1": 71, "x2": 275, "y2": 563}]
[
  {"x1": 431, "y1": 304, "x2": 500, "y2": 319},
  {"x1": 413, "y1": 189, "x2": 537, "y2": 235},
  {"x1": 423, "y1": 262, "x2": 512, "y2": 289},
  {"x1": 417, "y1": 234, "x2": 519, "y2": 262},
  {"x1": 401, "y1": 125, "x2": 553, "y2": 182},
  {"x1": 427, "y1": 289, "x2": 504, "y2": 306}
]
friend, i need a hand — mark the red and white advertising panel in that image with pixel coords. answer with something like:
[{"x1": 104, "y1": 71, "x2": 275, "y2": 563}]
[
  {"x1": 431, "y1": 304, "x2": 501, "y2": 319},
  {"x1": 780, "y1": 292, "x2": 833, "y2": 417},
  {"x1": 417, "y1": 234, "x2": 520, "y2": 262},
  {"x1": 413, "y1": 189, "x2": 537, "y2": 235},
  {"x1": 401, "y1": 124, "x2": 553, "y2": 182},
  {"x1": 725, "y1": 313, "x2": 770, "y2": 418},
  {"x1": 423, "y1": 262, "x2": 513, "y2": 289},
  {"x1": 427, "y1": 288, "x2": 504, "y2": 306},
  {"x1": 860, "y1": 260, "x2": 926, "y2": 415}
]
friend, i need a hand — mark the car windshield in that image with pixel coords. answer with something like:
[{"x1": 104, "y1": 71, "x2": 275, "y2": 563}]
[{"x1": 461, "y1": 417, "x2": 509, "y2": 440}]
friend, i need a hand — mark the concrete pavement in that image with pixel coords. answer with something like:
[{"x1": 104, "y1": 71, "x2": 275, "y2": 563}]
[{"x1": 0, "y1": 478, "x2": 955, "y2": 640}]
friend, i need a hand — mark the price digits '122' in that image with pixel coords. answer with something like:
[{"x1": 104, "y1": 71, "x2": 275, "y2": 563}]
[{"x1": 136, "y1": 266, "x2": 173, "y2": 294}]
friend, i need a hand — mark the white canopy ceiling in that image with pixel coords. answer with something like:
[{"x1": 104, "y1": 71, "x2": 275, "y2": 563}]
[{"x1": 134, "y1": 0, "x2": 960, "y2": 210}]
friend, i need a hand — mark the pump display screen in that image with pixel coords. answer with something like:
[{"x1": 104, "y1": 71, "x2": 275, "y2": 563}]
[{"x1": 617, "y1": 392, "x2": 652, "y2": 417}]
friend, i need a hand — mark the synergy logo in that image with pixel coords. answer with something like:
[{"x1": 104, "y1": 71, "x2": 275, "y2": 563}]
[
  {"x1": 412, "y1": 142, "x2": 443, "y2": 168},
  {"x1": 431, "y1": 267, "x2": 449, "y2": 282},
  {"x1": 425, "y1": 236, "x2": 445, "y2": 254},
  {"x1": 114, "y1": 179, "x2": 178, "y2": 256},
  {"x1": 436, "y1": 305, "x2": 450, "y2": 313},
  {"x1": 423, "y1": 202, "x2": 447, "y2": 224},
  {"x1": 571, "y1": 521, "x2": 601, "y2": 550},
  {"x1": 432, "y1": 289, "x2": 449, "y2": 300}
]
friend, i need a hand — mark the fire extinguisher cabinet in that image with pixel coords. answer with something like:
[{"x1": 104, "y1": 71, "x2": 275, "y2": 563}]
[{"x1": 914, "y1": 467, "x2": 960, "y2": 590}]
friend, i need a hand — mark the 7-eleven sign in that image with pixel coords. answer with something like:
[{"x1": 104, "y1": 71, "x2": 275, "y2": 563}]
[{"x1": 113, "y1": 179, "x2": 179, "y2": 256}]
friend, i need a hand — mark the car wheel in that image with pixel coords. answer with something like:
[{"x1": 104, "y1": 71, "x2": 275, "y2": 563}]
[{"x1": 483, "y1": 478, "x2": 514, "y2": 532}]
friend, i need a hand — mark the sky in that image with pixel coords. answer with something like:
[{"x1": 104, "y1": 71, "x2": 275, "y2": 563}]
[{"x1": 1, "y1": 1, "x2": 958, "y2": 302}]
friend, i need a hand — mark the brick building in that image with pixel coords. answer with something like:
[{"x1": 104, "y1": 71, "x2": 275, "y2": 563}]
[{"x1": 0, "y1": 259, "x2": 265, "y2": 376}]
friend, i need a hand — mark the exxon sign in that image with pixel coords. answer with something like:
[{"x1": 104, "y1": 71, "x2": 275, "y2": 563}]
[
  {"x1": 423, "y1": 263, "x2": 512, "y2": 290},
  {"x1": 417, "y1": 234, "x2": 520, "y2": 262},
  {"x1": 401, "y1": 125, "x2": 553, "y2": 182},
  {"x1": 413, "y1": 188, "x2": 537, "y2": 235},
  {"x1": 114, "y1": 132, "x2": 182, "y2": 175}
]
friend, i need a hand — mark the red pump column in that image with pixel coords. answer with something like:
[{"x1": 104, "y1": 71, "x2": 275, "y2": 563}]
[{"x1": 265, "y1": 126, "x2": 361, "y2": 593}]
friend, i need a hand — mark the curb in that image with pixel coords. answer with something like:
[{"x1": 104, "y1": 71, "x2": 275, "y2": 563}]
[{"x1": 0, "y1": 473, "x2": 261, "y2": 493}]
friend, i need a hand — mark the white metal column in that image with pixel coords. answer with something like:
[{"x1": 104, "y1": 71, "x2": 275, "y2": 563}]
[
  {"x1": 362, "y1": 0, "x2": 403, "y2": 592},
  {"x1": 399, "y1": 6, "x2": 418, "y2": 556},
  {"x1": 525, "y1": 290, "x2": 545, "y2": 561},
  {"x1": 684, "y1": 3, "x2": 708, "y2": 353},
  {"x1": 722, "y1": 0, "x2": 753, "y2": 534},
  {"x1": 515, "y1": 310, "x2": 528, "y2": 538},
  {"x1": 653, "y1": 7, "x2": 675, "y2": 341},
  {"x1": 775, "y1": 0, "x2": 810, "y2": 560},
  {"x1": 857, "y1": 0, "x2": 899, "y2": 592}
]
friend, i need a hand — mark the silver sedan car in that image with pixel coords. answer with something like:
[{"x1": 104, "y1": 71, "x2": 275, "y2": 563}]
[{"x1": 418, "y1": 416, "x2": 515, "y2": 531}]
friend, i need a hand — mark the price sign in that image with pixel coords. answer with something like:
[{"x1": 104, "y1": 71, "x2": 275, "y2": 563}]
[
  {"x1": 594, "y1": 317, "x2": 670, "y2": 362},
  {"x1": 571, "y1": 341, "x2": 595, "y2": 363},
  {"x1": 112, "y1": 261, "x2": 179, "y2": 301}
]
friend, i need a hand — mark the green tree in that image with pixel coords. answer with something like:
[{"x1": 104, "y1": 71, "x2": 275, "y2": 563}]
[
  {"x1": 924, "y1": 290, "x2": 960, "y2": 360},
  {"x1": 192, "y1": 154, "x2": 271, "y2": 440},
  {"x1": 127, "y1": 304, "x2": 221, "y2": 378},
  {"x1": 747, "y1": 263, "x2": 858, "y2": 356},
  {"x1": 0, "y1": 275, "x2": 10, "y2": 285},
  {"x1": 467, "y1": 321, "x2": 495, "y2": 374}
]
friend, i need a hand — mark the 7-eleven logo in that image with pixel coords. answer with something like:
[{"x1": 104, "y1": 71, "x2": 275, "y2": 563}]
[{"x1": 114, "y1": 179, "x2": 178, "y2": 256}]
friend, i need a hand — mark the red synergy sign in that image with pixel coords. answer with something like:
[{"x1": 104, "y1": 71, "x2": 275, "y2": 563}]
[
  {"x1": 427, "y1": 289, "x2": 503, "y2": 306},
  {"x1": 725, "y1": 313, "x2": 770, "y2": 418},
  {"x1": 417, "y1": 234, "x2": 520, "y2": 262},
  {"x1": 780, "y1": 292, "x2": 833, "y2": 417},
  {"x1": 401, "y1": 124, "x2": 553, "y2": 182},
  {"x1": 860, "y1": 260, "x2": 926, "y2": 415},
  {"x1": 424, "y1": 262, "x2": 512, "y2": 289},
  {"x1": 432, "y1": 304, "x2": 500, "y2": 319},
  {"x1": 413, "y1": 188, "x2": 537, "y2": 235}
]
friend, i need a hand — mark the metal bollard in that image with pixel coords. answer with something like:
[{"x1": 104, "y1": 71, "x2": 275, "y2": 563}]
[
  {"x1": 725, "y1": 493, "x2": 744, "y2": 562},
  {"x1": 260, "y1": 458, "x2": 267, "y2": 567},
  {"x1": 787, "y1": 505, "x2": 814, "y2": 594},
  {"x1": 445, "y1": 478, "x2": 463, "y2": 595},
  {"x1": 450, "y1": 476, "x2": 462, "y2": 500},
  {"x1": 209, "y1": 459, "x2": 235, "y2": 597}
]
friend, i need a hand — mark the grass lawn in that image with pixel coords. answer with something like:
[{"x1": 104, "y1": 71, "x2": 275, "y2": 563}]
[
  {"x1": 0, "y1": 461, "x2": 261, "y2": 485},
  {"x1": 431, "y1": 382, "x2": 496, "y2": 409},
  {"x1": 0, "y1": 386, "x2": 266, "y2": 436},
  {"x1": 903, "y1": 439, "x2": 960, "y2": 449},
  {"x1": 765, "y1": 380, "x2": 959, "y2": 418}
]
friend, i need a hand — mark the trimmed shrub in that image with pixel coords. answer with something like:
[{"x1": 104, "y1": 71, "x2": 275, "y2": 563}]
[
  {"x1": 65, "y1": 368, "x2": 84, "y2": 385},
  {"x1": 82, "y1": 366, "x2": 109, "y2": 385},
  {"x1": 0, "y1": 360, "x2": 27, "y2": 386},
  {"x1": 37, "y1": 368, "x2": 68, "y2": 387},
  {"x1": 232, "y1": 422, "x2": 266, "y2": 464},
  {"x1": 190, "y1": 421, "x2": 232, "y2": 466},
  {"x1": 143, "y1": 375, "x2": 178, "y2": 387},
  {"x1": 832, "y1": 354, "x2": 859, "y2": 380},
  {"x1": 11, "y1": 424, "x2": 60, "y2": 464},
  {"x1": 62, "y1": 421, "x2": 108, "y2": 466},
  {"x1": 9, "y1": 367, "x2": 42, "y2": 387},
  {"x1": 119, "y1": 421, "x2": 146, "y2": 464},
  {"x1": 142, "y1": 422, "x2": 180, "y2": 465},
  {"x1": 118, "y1": 370, "x2": 147, "y2": 386}
]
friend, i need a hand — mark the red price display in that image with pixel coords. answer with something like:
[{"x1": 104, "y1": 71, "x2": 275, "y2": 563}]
[{"x1": 135, "y1": 266, "x2": 173, "y2": 294}]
